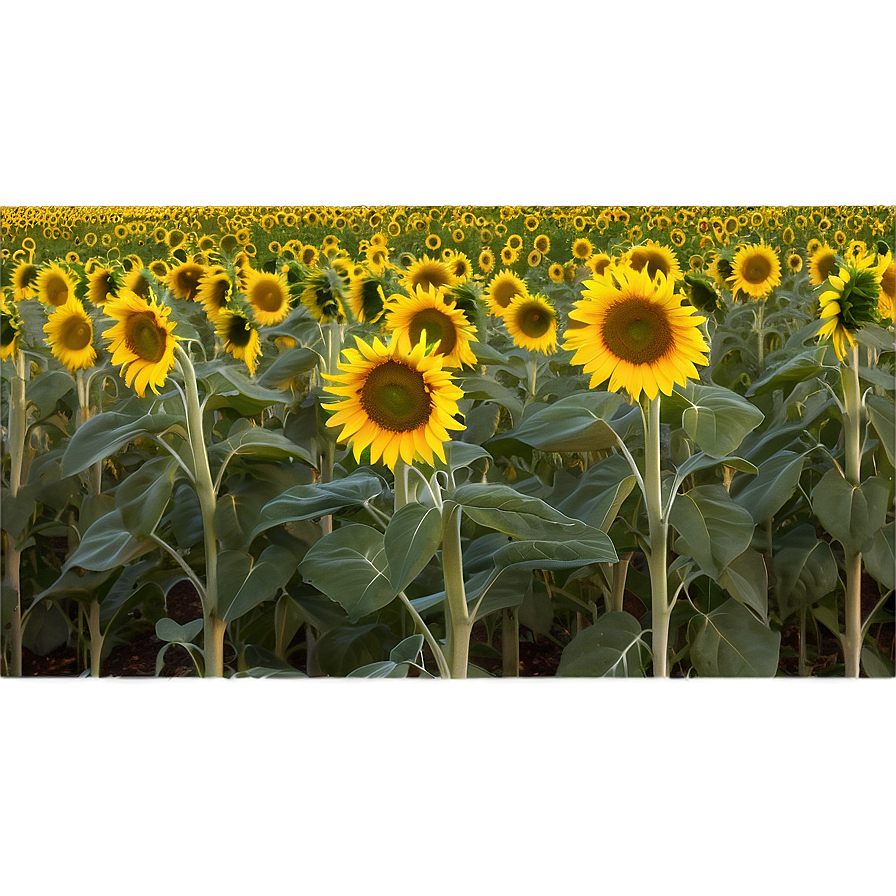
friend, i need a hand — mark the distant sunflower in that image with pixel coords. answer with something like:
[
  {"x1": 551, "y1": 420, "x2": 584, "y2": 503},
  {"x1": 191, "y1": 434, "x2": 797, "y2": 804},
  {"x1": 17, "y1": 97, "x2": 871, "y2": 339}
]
[
  {"x1": 504, "y1": 293, "x2": 558, "y2": 354},
  {"x1": 728, "y1": 242, "x2": 781, "y2": 298},
  {"x1": 323, "y1": 335, "x2": 465, "y2": 469},
  {"x1": 196, "y1": 268, "x2": 233, "y2": 320},
  {"x1": 36, "y1": 263, "x2": 77, "y2": 308},
  {"x1": 786, "y1": 252, "x2": 803, "y2": 274},
  {"x1": 149, "y1": 260, "x2": 170, "y2": 279},
  {"x1": 43, "y1": 298, "x2": 97, "y2": 373},
  {"x1": 534, "y1": 234, "x2": 551, "y2": 254},
  {"x1": 808, "y1": 244, "x2": 838, "y2": 286},
  {"x1": 500, "y1": 245, "x2": 519, "y2": 265},
  {"x1": 166, "y1": 261, "x2": 206, "y2": 301},
  {"x1": 300, "y1": 267, "x2": 345, "y2": 323},
  {"x1": 626, "y1": 240, "x2": 684, "y2": 283},
  {"x1": 103, "y1": 290, "x2": 179, "y2": 396},
  {"x1": 564, "y1": 266, "x2": 709, "y2": 401},
  {"x1": 242, "y1": 267, "x2": 292, "y2": 325},
  {"x1": 402, "y1": 256, "x2": 457, "y2": 294},
  {"x1": 527, "y1": 249, "x2": 542, "y2": 268},
  {"x1": 586, "y1": 253, "x2": 613, "y2": 278},
  {"x1": 1, "y1": 297, "x2": 22, "y2": 360},
  {"x1": 215, "y1": 309, "x2": 261, "y2": 375},
  {"x1": 425, "y1": 234, "x2": 441, "y2": 252},
  {"x1": 348, "y1": 268, "x2": 388, "y2": 323},
  {"x1": 447, "y1": 252, "x2": 472, "y2": 281},
  {"x1": 12, "y1": 261, "x2": 39, "y2": 299},
  {"x1": 548, "y1": 263, "x2": 565, "y2": 283},
  {"x1": 384, "y1": 285, "x2": 478, "y2": 368},
  {"x1": 478, "y1": 249, "x2": 495, "y2": 274},
  {"x1": 818, "y1": 253, "x2": 889, "y2": 360},
  {"x1": 485, "y1": 269, "x2": 528, "y2": 316},
  {"x1": 86, "y1": 266, "x2": 119, "y2": 306},
  {"x1": 571, "y1": 238, "x2": 594, "y2": 260}
]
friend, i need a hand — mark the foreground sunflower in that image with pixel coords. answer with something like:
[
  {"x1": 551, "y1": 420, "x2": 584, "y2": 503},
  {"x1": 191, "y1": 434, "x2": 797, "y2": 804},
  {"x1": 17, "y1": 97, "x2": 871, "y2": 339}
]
[
  {"x1": 242, "y1": 267, "x2": 292, "y2": 325},
  {"x1": 12, "y1": 261, "x2": 39, "y2": 300},
  {"x1": 36, "y1": 263, "x2": 78, "y2": 307},
  {"x1": 43, "y1": 298, "x2": 97, "y2": 373},
  {"x1": 86, "y1": 266, "x2": 119, "y2": 306},
  {"x1": 564, "y1": 265, "x2": 709, "y2": 401},
  {"x1": 348, "y1": 268, "x2": 389, "y2": 323},
  {"x1": 1, "y1": 297, "x2": 22, "y2": 360},
  {"x1": 727, "y1": 241, "x2": 781, "y2": 298},
  {"x1": 625, "y1": 240, "x2": 684, "y2": 283},
  {"x1": 214, "y1": 309, "x2": 261, "y2": 375},
  {"x1": 300, "y1": 267, "x2": 345, "y2": 323},
  {"x1": 384, "y1": 285, "x2": 478, "y2": 368},
  {"x1": 103, "y1": 289, "x2": 179, "y2": 396},
  {"x1": 166, "y1": 261, "x2": 206, "y2": 301},
  {"x1": 485, "y1": 269, "x2": 528, "y2": 316},
  {"x1": 323, "y1": 335, "x2": 465, "y2": 469},
  {"x1": 878, "y1": 251, "x2": 895, "y2": 320},
  {"x1": 504, "y1": 293, "x2": 558, "y2": 353},
  {"x1": 195, "y1": 267, "x2": 233, "y2": 320},
  {"x1": 817, "y1": 252, "x2": 889, "y2": 360},
  {"x1": 807, "y1": 243, "x2": 838, "y2": 287}
]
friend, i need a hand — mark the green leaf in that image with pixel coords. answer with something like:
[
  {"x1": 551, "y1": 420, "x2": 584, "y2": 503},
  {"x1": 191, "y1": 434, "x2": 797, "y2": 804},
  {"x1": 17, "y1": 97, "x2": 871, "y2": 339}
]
[
  {"x1": 493, "y1": 536, "x2": 617, "y2": 572},
  {"x1": 669, "y1": 485, "x2": 755, "y2": 580},
  {"x1": 155, "y1": 617, "x2": 203, "y2": 644},
  {"x1": 458, "y1": 375, "x2": 523, "y2": 424},
  {"x1": 812, "y1": 470, "x2": 891, "y2": 555},
  {"x1": 61, "y1": 510, "x2": 154, "y2": 573},
  {"x1": 258, "y1": 346, "x2": 320, "y2": 389},
  {"x1": 210, "y1": 426, "x2": 314, "y2": 467},
  {"x1": 687, "y1": 598, "x2": 781, "y2": 677},
  {"x1": 384, "y1": 503, "x2": 442, "y2": 595},
  {"x1": 346, "y1": 634, "x2": 425, "y2": 678},
  {"x1": 115, "y1": 456, "x2": 176, "y2": 537},
  {"x1": 554, "y1": 454, "x2": 640, "y2": 532},
  {"x1": 451, "y1": 484, "x2": 610, "y2": 542},
  {"x1": 26, "y1": 368, "x2": 76, "y2": 418},
  {"x1": 746, "y1": 347, "x2": 827, "y2": 397},
  {"x1": 866, "y1": 395, "x2": 895, "y2": 466},
  {"x1": 861, "y1": 647, "x2": 895, "y2": 678},
  {"x1": 556, "y1": 612, "x2": 648, "y2": 677},
  {"x1": 491, "y1": 391, "x2": 628, "y2": 453},
  {"x1": 442, "y1": 441, "x2": 491, "y2": 474},
  {"x1": 316, "y1": 622, "x2": 397, "y2": 676},
  {"x1": 730, "y1": 450, "x2": 806, "y2": 523},
  {"x1": 251, "y1": 471, "x2": 384, "y2": 540},
  {"x1": 218, "y1": 545, "x2": 298, "y2": 623},
  {"x1": 63, "y1": 410, "x2": 184, "y2": 475},
  {"x1": 194, "y1": 360, "x2": 289, "y2": 413},
  {"x1": 718, "y1": 549, "x2": 768, "y2": 623},
  {"x1": 864, "y1": 523, "x2": 895, "y2": 591},
  {"x1": 298, "y1": 524, "x2": 393, "y2": 621},
  {"x1": 667, "y1": 383, "x2": 765, "y2": 458}
]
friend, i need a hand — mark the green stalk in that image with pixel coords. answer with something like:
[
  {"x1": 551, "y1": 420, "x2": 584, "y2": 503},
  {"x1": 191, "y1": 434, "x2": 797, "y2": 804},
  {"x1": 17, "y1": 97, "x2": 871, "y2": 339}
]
[
  {"x1": 526, "y1": 358, "x2": 538, "y2": 402},
  {"x1": 3, "y1": 352, "x2": 28, "y2": 676},
  {"x1": 442, "y1": 504, "x2": 471, "y2": 679},
  {"x1": 176, "y1": 346, "x2": 223, "y2": 678},
  {"x1": 397, "y1": 590, "x2": 450, "y2": 679},
  {"x1": 87, "y1": 596, "x2": 103, "y2": 678},
  {"x1": 755, "y1": 299, "x2": 765, "y2": 366},
  {"x1": 644, "y1": 396, "x2": 671, "y2": 678},
  {"x1": 501, "y1": 607, "x2": 520, "y2": 677},
  {"x1": 393, "y1": 458, "x2": 410, "y2": 512},
  {"x1": 798, "y1": 605, "x2": 809, "y2": 677},
  {"x1": 841, "y1": 345, "x2": 863, "y2": 678},
  {"x1": 609, "y1": 553, "x2": 632, "y2": 614}
]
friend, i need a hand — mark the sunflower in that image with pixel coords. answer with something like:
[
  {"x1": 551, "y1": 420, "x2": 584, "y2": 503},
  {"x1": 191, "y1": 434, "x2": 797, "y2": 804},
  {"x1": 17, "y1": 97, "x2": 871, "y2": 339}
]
[
  {"x1": 384, "y1": 285, "x2": 478, "y2": 368},
  {"x1": 571, "y1": 238, "x2": 594, "y2": 260},
  {"x1": 447, "y1": 252, "x2": 472, "y2": 281},
  {"x1": 808, "y1": 244, "x2": 838, "y2": 286},
  {"x1": 534, "y1": 234, "x2": 551, "y2": 254},
  {"x1": 485, "y1": 269, "x2": 528, "y2": 316},
  {"x1": 124, "y1": 268, "x2": 152, "y2": 299},
  {"x1": 36, "y1": 263, "x2": 78, "y2": 308},
  {"x1": 103, "y1": 289, "x2": 179, "y2": 396},
  {"x1": 586, "y1": 253, "x2": 613, "y2": 278},
  {"x1": 196, "y1": 268, "x2": 233, "y2": 320},
  {"x1": 689, "y1": 254, "x2": 705, "y2": 272},
  {"x1": 504, "y1": 293, "x2": 558, "y2": 354},
  {"x1": 243, "y1": 267, "x2": 292, "y2": 325},
  {"x1": 166, "y1": 261, "x2": 206, "y2": 301},
  {"x1": 786, "y1": 252, "x2": 803, "y2": 274},
  {"x1": 401, "y1": 256, "x2": 457, "y2": 294},
  {"x1": 300, "y1": 267, "x2": 345, "y2": 323},
  {"x1": 500, "y1": 245, "x2": 519, "y2": 265},
  {"x1": 478, "y1": 249, "x2": 495, "y2": 274},
  {"x1": 564, "y1": 266, "x2": 709, "y2": 401},
  {"x1": 878, "y1": 252, "x2": 895, "y2": 320},
  {"x1": 682, "y1": 273, "x2": 721, "y2": 315},
  {"x1": 86, "y1": 266, "x2": 119, "y2": 306},
  {"x1": 625, "y1": 240, "x2": 684, "y2": 283},
  {"x1": 12, "y1": 260, "x2": 39, "y2": 299},
  {"x1": 215, "y1": 309, "x2": 261, "y2": 376},
  {"x1": 548, "y1": 263, "x2": 565, "y2": 283},
  {"x1": 1, "y1": 297, "x2": 22, "y2": 360},
  {"x1": 322, "y1": 335, "x2": 465, "y2": 469},
  {"x1": 425, "y1": 234, "x2": 441, "y2": 252},
  {"x1": 43, "y1": 298, "x2": 97, "y2": 373},
  {"x1": 348, "y1": 268, "x2": 388, "y2": 323},
  {"x1": 527, "y1": 249, "x2": 542, "y2": 268},
  {"x1": 727, "y1": 242, "x2": 781, "y2": 299},
  {"x1": 818, "y1": 253, "x2": 890, "y2": 360}
]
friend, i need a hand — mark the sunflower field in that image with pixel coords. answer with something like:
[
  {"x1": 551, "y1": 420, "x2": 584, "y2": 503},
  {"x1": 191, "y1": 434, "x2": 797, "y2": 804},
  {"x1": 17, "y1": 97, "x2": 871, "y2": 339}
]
[{"x1": 1, "y1": 204, "x2": 894, "y2": 679}]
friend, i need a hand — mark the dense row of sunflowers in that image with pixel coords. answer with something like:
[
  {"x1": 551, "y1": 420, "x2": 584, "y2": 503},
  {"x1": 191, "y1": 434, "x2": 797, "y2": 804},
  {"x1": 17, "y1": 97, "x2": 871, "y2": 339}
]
[{"x1": 0, "y1": 207, "x2": 894, "y2": 676}]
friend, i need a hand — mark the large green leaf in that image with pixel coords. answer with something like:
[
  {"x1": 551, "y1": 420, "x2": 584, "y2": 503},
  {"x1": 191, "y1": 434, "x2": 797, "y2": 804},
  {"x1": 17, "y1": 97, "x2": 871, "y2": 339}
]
[
  {"x1": 194, "y1": 360, "x2": 288, "y2": 413},
  {"x1": 346, "y1": 634, "x2": 425, "y2": 678},
  {"x1": 553, "y1": 454, "x2": 639, "y2": 531},
  {"x1": 687, "y1": 598, "x2": 781, "y2": 677},
  {"x1": 218, "y1": 545, "x2": 298, "y2": 623},
  {"x1": 384, "y1": 503, "x2": 442, "y2": 595},
  {"x1": 773, "y1": 524, "x2": 839, "y2": 619},
  {"x1": 251, "y1": 471, "x2": 384, "y2": 539},
  {"x1": 63, "y1": 409, "x2": 184, "y2": 475},
  {"x1": 812, "y1": 470, "x2": 891, "y2": 556},
  {"x1": 556, "y1": 612, "x2": 648, "y2": 677},
  {"x1": 866, "y1": 395, "x2": 895, "y2": 466},
  {"x1": 258, "y1": 346, "x2": 320, "y2": 389},
  {"x1": 492, "y1": 536, "x2": 617, "y2": 572},
  {"x1": 718, "y1": 548, "x2": 768, "y2": 623},
  {"x1": 61, "y1": 509, "x2": 154, "y2": 573},
  {"x1": 26, "y1": 368, "x2": 76, "y2": 418},
  {"x1": 451, "y1": 484, "x2": 609, "y2": 542},
  {"x1": 669, "y1": 485, "x2": 755, "y2": 579},
  {"x1": 864, "y1": 522, "x2": 895, "y2": 591},
  {"x1": 730, "y1": 450, "x2": 806, "y2": 523},
  {"x1": 210, "y1": 425, "x2": 314, "y2": 467},
  {"x1": 155, "y1": 617, "x2": 203, "y2": 643},
  {"x1": 666, "y1": 383, "x2": 765, "y2": 458},
  {"x1": 746, "y1": 347, "x2": 827, "y2": 397},
  {"x1": 115, "y1": 456, "x2": 176, "y2": 537},
  {"x1": 298, "y1": 524, "x2": 393, "y2": 621}
]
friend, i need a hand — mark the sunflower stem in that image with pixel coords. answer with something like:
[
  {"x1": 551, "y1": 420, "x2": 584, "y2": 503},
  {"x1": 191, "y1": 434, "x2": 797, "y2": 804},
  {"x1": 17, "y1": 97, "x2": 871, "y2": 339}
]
[
  {"x1": 755, "y1": 300, "x2": 765, "y2": 366},
  {"x1": 87, "y1": 596, "x2": 104, "y2": 678},
  {"x1": 442, "y1": 503, "x2": 471, "y2": 680},
  {"x1": 526, "y1": 358, "x2": 538, "y2": 402},
  {"x1": 394, "y1": 459, "x2": 410, "y2": 511},
  {"x1": 397, "y1": 590, "x2": 450, "y2": 679},
  {"x1": 644, "y1": 396, "x2": 671, "y2": 678},
  {"x1": 841, "y1": 346, "x2": 864, "y2": 678},
  {"x1": 3, "y1": 351, "x2": 28, "y2": 677},
  {"x1": 175, "y1": 345, "x2": 223, "y2": 678},
  {"x1": 610, "y1": 553, "x2": 633, "y2": 614},
  {"x1": 501, "y1": 607, "x2": 520, "y2": 677},
  {"x1": 798, "y1": 605, "x2": 809, "y2": 677}
]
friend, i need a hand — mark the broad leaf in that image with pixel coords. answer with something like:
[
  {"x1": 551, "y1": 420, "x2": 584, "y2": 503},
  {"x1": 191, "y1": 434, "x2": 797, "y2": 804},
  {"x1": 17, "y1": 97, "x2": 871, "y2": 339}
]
[
  {"x1": 384, "y1": 503, "x2": 442, "y2": 595},
  {"x1": 557, "y1": 612, "x2": 648, "y2": 677},
  {"x1": 218, "y1": 545, "x2": 298, "y2": 623},
  {"x1": 746, "y1": 347, "x2": 827, "y2": 396},
  {"x1": 718, "y1": 548, "x2": 768, "y2": 623},
  {"x1": 866, "y1": 395, "x2": 895, "y2": 466},
  {"x1": 115, "y1": 456, "x2": 176, "y2": 537},
  {"x1": 346, "y1": 634, "x2": 425, "y2": 678},
  {"x1": 731, "y1": 450, "x2": 806, "y2": 523},
  {"x1": 812, "y1": 470, "x2": 890, "y2": 556},
  {"x1": 492, "y1": 536, "x2": 617, "y2": 572},
  {"x1": 61, "y1": 510, "x2": 154, "y2": 573},
  {"x1": 864, "y1": 523, "x2": 895, "y2": 591},
  {"x1": 258, "y1": 346, "x2": 320, "y2": 389},
  {"x1": 211, "y1": 426, "x2": 314, "y2": 467},
  {"x1": 155, "y1": 617, "x2": 203, "y2": 644}
]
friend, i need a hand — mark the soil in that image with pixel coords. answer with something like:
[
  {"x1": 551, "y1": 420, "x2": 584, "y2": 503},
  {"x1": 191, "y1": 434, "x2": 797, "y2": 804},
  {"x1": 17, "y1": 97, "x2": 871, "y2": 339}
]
[{"x1": 18, "y1": 573, "x2": 894, "y2": 678}]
